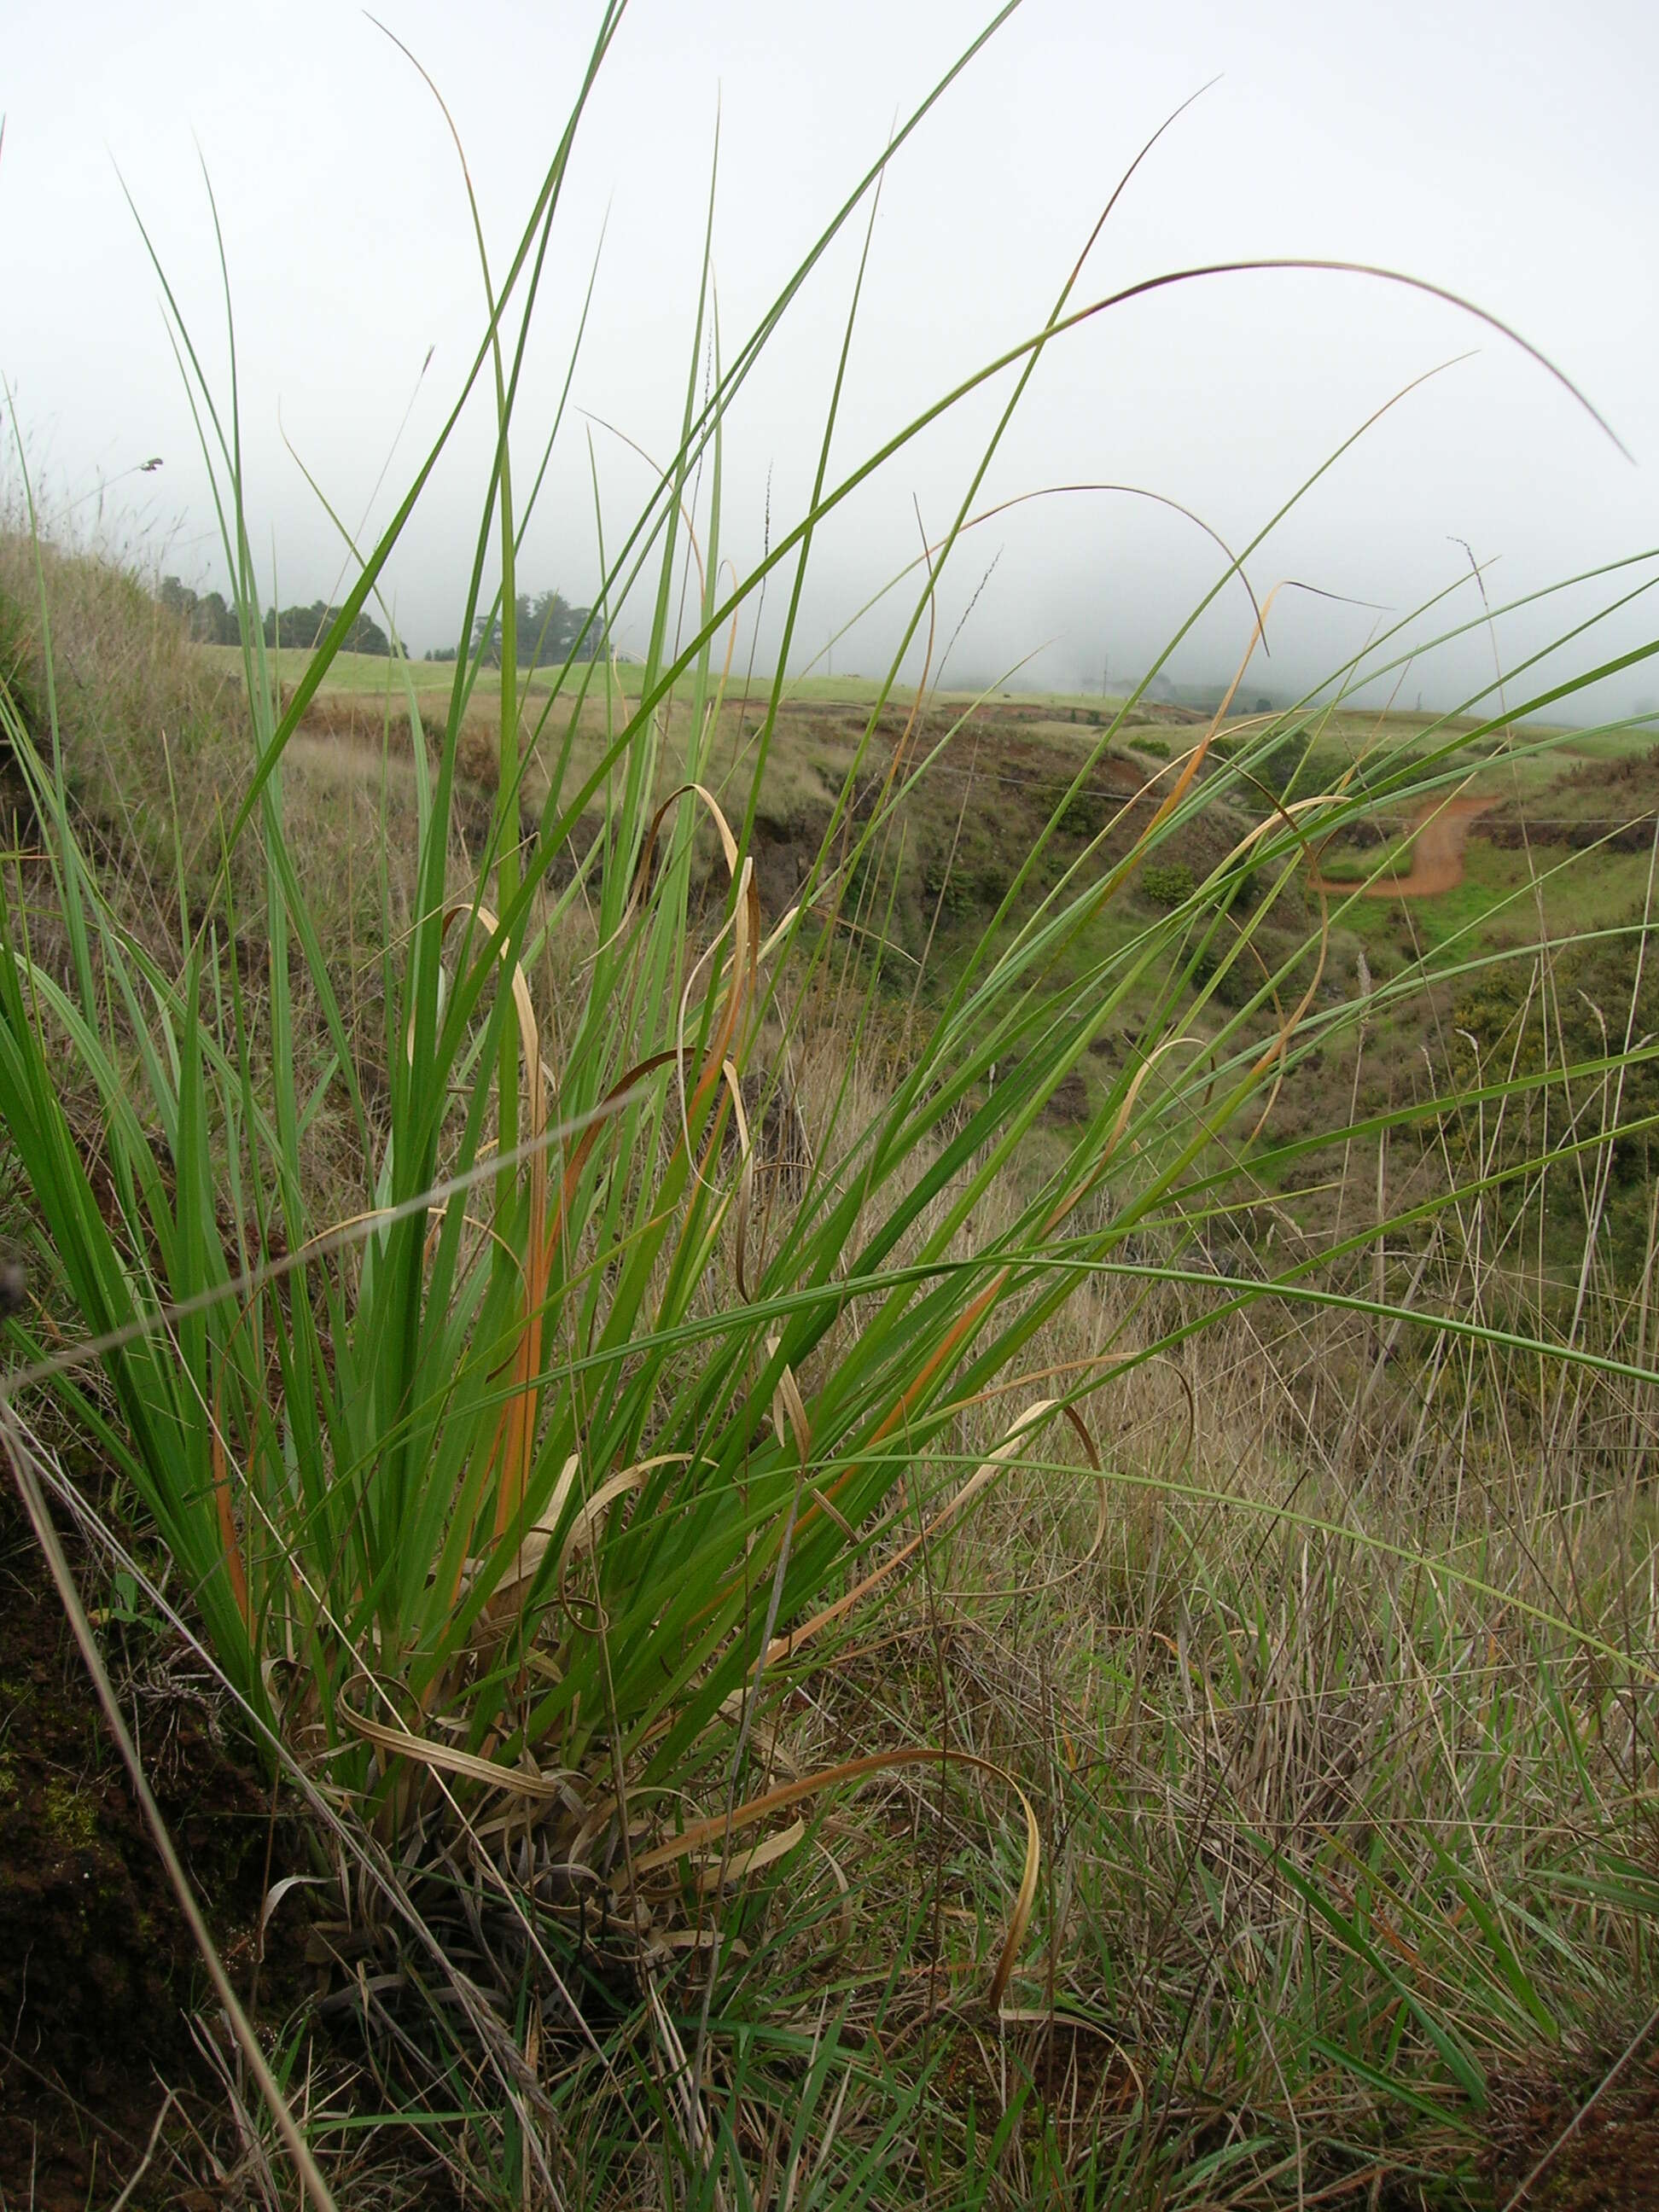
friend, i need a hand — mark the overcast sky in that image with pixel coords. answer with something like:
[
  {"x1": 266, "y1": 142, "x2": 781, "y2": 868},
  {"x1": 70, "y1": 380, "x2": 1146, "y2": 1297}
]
[{"x1": 5, "y1": 0, "x2": 1657, "y2": 713}]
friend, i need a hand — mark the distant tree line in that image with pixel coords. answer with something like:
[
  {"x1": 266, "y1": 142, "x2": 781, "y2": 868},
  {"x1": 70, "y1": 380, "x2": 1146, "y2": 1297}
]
[
  {"x1": 162, "y1": 574, "x2": 599, "y2": 667},
  {"x1": 260, "y1": 600, "x2": 390, "y2": 655},
  {"x1": 465, "y1": 590, "x2": 601, "y2": 668},
  {"x1": 159, "y1": 576, "x2": 239, "y2": 644},
  {"x1": 158, "y1": 576, "x2": 391, "y2": 655}
]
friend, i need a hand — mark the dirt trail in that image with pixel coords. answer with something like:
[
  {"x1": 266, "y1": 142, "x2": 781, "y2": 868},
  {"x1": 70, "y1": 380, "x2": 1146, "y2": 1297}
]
[{"x1": 1310, "y1": 795, "x2": 1495, "y2": 899}]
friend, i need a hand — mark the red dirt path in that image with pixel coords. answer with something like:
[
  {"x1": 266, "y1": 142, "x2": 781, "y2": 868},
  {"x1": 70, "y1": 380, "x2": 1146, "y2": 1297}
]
[{"x1": 1310, "y1": 794, "x2": 1496, "y2": 899}]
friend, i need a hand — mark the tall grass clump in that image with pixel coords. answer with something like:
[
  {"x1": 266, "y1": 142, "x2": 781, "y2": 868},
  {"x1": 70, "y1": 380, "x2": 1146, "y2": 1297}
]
[{"x1": 3, "y1": 4, "x2": 1659, "y2": 2203}]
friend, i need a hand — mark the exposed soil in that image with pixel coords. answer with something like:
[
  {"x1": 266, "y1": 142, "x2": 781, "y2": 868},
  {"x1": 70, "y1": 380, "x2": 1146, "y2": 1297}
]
[
  {"x1": 1489, "y1": 2049, "x2": 1659, "y2": 2209},
  {"x1": 0, "y1": 1478, "x2": 311, "y2": 2211},
  {"x1": 1310, "y1": 795, "x2": 1496, "y2": 899}
]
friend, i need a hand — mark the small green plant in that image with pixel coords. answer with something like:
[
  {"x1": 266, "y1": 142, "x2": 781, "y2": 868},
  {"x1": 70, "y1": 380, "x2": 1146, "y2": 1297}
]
[
  {"x1": 1141, "y1": 858, "x2": 1195, "y2": 905},
  {"x1": 1053, "y1": 782, "x2": 1109, "y2": 836},
  {"x1": 922, "y1": 849, "x2": 975, "y2": 917}
]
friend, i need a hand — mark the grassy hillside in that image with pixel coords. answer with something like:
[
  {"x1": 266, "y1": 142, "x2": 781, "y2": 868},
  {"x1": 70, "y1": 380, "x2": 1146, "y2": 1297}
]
[{"x1": 223, "y1": 640, "x2": 1659, "y2": 1303}]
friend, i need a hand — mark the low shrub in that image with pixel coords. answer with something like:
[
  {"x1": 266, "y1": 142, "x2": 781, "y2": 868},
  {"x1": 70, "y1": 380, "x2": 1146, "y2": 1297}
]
[{"x1": 1141, "y1": 859, "x2": 1195, "y2": 905}]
